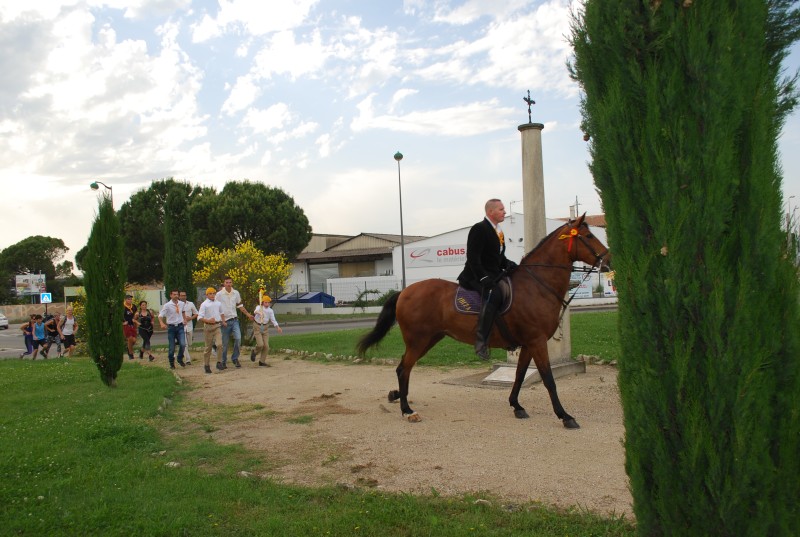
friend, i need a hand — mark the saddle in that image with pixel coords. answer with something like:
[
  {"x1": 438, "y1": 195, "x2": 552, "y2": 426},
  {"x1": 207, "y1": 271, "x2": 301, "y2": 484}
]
[{"x1": 454, "y1": 277, "x2": 513, "y2": 315}]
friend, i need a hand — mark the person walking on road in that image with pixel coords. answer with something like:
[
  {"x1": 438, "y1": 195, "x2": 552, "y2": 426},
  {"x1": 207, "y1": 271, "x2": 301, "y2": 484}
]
[
  {"x1": 135, "y1": 301, "x2": 156, "y2": 362},
  {"x1": 43, "y1": 313, "x2": 62, "y2": 358},
  {"x1": 197, "y1": 287, "x2": 226, "y2": 374},
  {"x1": 158, "y1": 290, "x2": 187, "y2": 369},
  {"x1": 123, "y1": 295, "x2": 138, "y2": 360},
  {"x1": 179, "y1": 290, "x2": 199, "y2": 365},
  {"x1": 215, "y1": 276, "x2": 253, "y2": 369},
  {"x1": 250, "y1": 295, "x2": 282, "y2": 367},
  {"x1": 31, "y1": 315, "x2": 47, "y2": 360},
  {"x1": 19, "y1": 315, "x2": 34, "y2": 359},
  {"x1": 60, "y1": 307, "x2": 78, "y2": 358}
]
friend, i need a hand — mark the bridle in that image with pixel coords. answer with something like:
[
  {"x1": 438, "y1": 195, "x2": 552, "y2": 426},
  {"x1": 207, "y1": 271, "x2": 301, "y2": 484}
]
[{"x1": 515, "y1": 222, "x2": 610, "y2": 312}]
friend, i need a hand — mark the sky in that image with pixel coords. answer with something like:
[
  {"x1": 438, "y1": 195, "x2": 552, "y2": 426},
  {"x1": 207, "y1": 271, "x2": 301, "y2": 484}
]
[{"x1": 1, "y1": 0, "x2": 799, "y2": 271}]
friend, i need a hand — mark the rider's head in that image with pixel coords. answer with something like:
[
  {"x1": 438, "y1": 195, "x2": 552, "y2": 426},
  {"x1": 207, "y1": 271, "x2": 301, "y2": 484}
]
[{"x1": 484, "y1": 199, "x2": 506, "y2": 225}]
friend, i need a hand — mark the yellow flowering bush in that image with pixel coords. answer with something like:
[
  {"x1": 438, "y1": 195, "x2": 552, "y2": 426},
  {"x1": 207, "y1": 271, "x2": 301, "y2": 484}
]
[{"x1": 193, "y1": 240, "x2": 291, "y2": 311}]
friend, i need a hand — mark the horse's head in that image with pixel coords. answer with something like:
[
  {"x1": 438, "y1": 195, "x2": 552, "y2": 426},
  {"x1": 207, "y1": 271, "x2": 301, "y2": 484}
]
[{"x1": 559, "y1": 213, "x2": 610, "y2": 270}]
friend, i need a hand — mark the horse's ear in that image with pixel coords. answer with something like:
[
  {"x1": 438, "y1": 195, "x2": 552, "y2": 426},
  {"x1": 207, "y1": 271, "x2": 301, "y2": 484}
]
[{"x1": 576, "y1": 212, "x2": 586, "y2": 226}]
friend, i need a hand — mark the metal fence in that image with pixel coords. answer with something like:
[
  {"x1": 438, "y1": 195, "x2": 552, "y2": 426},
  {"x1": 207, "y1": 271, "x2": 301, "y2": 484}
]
[{"x1": 280, "y1": 276, "x2": 402, "y2": 304}]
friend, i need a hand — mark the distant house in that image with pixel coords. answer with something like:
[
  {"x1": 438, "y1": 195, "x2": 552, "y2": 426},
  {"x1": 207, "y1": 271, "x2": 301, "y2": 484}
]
[{"x1": 287, "y1": 232, "x2": 427, "y2": 294}]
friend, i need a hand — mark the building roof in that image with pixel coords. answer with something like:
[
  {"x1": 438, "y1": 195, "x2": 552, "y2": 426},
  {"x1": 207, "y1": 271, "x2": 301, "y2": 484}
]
[{"x1": 295, "y1": 232, "x2": 428, "y2": 263}]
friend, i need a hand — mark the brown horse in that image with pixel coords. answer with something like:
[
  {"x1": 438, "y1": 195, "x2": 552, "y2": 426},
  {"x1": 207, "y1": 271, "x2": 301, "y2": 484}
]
[{"x1": 356, "y1": 214, "x2": 609, "y2": 428}]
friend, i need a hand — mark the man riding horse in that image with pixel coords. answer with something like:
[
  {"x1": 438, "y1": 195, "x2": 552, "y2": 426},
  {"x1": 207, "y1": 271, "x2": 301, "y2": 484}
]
[{"x1": 457, "y1": 198, "x2": 517, "y2": 360}]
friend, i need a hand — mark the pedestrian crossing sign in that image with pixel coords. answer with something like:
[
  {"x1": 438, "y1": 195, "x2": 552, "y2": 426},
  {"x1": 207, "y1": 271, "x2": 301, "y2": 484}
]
[{"x1": 41, "y1": 293, "x2": 52, "y2": 304}]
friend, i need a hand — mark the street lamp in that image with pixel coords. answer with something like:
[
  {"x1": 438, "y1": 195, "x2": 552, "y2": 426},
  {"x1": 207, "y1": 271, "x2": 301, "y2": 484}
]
[
  {"x1": 394, "y1": 151, "x2": 407, "y2": 289},
  {"x1": 90, "y1": 181, "x2": 113, "y2": 204}
]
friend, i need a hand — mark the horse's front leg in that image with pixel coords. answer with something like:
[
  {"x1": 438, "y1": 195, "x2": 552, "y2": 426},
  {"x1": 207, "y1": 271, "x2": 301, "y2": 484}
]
[
  {"x1": 529, "y1": 341, "x2": 579, "y2": 429},
  {"x1": 389, "y1": 360, "x2": 421, "y2": 422},
  {"x1": 508, "y1": 347, "x2": 532, "y2": 419}
]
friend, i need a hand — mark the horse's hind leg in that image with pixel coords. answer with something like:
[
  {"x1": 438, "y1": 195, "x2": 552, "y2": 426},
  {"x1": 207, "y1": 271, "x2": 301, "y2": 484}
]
[
  {"x1": 390, "y1": 335, "x2": 444, "y2": 422},
  {"x1": 508, "y1": 347, "x2": 533, "y2": 419},
  {"x1": 389, "y1": 360, "x2": 422, "y2": 422}
]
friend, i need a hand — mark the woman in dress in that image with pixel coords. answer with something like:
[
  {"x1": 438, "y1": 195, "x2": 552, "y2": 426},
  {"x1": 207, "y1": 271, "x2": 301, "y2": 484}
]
[{"x1": 134, "y1": 300, "x2": 156, "y2": 361}]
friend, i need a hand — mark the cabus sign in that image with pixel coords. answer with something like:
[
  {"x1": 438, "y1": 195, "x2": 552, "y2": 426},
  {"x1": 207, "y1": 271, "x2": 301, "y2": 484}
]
[{"x1": 406, "y1": 244, "x2": 467, "y2": 267}]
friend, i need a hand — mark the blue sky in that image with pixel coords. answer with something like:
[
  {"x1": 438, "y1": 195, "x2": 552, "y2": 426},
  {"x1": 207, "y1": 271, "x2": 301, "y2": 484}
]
[{"x1": 1, "y1": 0, "x2": 799, "y2": 269}]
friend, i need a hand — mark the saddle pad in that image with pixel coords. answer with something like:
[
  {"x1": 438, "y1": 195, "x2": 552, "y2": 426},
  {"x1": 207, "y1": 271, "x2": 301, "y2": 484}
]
[{"x1": 454, "y1": 279, "x2": 512, "y2": 315}]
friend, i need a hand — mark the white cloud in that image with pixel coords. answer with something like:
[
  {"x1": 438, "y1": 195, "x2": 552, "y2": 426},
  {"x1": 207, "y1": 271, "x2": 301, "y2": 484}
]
[
  {"x1": 351, "y1": 94, "x2": 515, "y2": 136},
  {"x1": 412, "y1": 0, "x2": 577, "y2": 96},
  {"x1": 316, "y1": 133, "x2": 331, "y2": 157},
  {"x1": 251, "y1": 29, "x2": 328, "y2": 80},
  {"x1": 390, "y1": 89, "x2": 418, "y2": 112},
  {"x1": 241, "y1": 103, "x2": 292, "y2": 134},
  {"x1": 190, "y1": 0, "x2": 319, "y2": 42},
  {"x1": 0, "y1": 4, "x2": 206, "y2": 187},
  {"x1": 431, "y1": 0, "x2": 531, "y2": 25},
  {"x1": 222, "y1": 75, "x2": 261, "y2": 115}
]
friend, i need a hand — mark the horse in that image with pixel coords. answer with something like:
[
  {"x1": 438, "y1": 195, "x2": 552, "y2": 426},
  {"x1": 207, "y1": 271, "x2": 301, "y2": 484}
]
[{"x1": 356, "y1": 214, "x2": 610, "y2": 428}]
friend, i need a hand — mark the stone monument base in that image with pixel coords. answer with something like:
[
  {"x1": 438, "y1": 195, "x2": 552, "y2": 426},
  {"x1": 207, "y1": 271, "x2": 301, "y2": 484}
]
[{"x1": 481, "y1": 359, "x2": 586, "y2": 387}]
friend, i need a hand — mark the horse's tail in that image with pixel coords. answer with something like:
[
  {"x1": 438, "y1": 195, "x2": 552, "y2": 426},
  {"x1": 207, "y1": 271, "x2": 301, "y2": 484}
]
[{"x1": 356, "y1": 291, "x2": 400, "y2": 356}]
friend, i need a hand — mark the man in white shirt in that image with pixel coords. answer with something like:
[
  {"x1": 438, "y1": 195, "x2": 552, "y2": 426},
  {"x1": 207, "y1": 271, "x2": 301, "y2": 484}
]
[
  {"x1": 251, "y1": 295, "x2": 283, "y2": 367},
  {"x1": 215, "y1": 276, "x2": 254, "y2": 369},
  {"x1": 197, "y1": 287, "x2": 226, "y2": 374},
  {"x1": 158, "y1": 289, "x2": 187, "y2": 369},
  {"x1": 179, "y1": 290, "x2": 199, "y2": 365}
]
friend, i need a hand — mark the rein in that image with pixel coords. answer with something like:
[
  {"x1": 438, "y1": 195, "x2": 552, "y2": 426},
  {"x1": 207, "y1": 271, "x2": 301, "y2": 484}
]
[{"x1": 515, "y1": 223, "x2": 609, "y2": 319}]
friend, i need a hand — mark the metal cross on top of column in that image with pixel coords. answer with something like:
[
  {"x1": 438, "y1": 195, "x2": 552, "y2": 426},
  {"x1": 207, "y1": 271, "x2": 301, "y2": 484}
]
[{"x1": 523, "y1": 90, "x2": 536, "y2": 123}]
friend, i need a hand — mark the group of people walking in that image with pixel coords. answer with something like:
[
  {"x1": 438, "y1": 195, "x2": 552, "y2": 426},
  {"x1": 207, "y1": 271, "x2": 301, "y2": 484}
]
[
  {"x1": 124, "y1": 276, "x2": 281, "y2": 374},
  {"x1": 19, "y1": 307, "x2": 78, "y2": 359}
]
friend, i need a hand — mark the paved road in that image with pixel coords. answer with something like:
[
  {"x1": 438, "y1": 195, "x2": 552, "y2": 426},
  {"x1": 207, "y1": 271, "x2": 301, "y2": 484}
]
[{"x1": 0, "y1": 305, "x2": 616, "y2": 359}]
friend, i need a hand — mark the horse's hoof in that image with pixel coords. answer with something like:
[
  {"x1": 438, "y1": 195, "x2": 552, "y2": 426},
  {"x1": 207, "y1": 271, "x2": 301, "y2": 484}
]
[
  {"x1": 388, "y1": 390, "x2": 400, "y2": 403},
  {"x1": 563, "y1": 418, "x2": 580, "y2": 429},
  {"x1": 514, "y1": 409, "x2": 529, "y2": 419},
  {"x1": 404, "y1": 412, "x2": 422, "y2": 423}
]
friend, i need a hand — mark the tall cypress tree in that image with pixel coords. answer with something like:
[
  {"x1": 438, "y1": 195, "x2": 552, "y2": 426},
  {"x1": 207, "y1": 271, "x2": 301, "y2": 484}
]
[
  {"x1": 571, "y1": 1, "x2": 800, "y2": 534},
  {"x1": 163, "y1": 184, "x2": 195, "y2": 299},
  {"x1": 84, "y1": 195, "x2": 126, "y2": 387}
]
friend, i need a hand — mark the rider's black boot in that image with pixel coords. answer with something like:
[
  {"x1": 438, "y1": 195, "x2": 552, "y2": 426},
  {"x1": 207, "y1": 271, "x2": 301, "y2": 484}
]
[{"x1": 474, "y1": 299, "x2": 499, "y2": 361}]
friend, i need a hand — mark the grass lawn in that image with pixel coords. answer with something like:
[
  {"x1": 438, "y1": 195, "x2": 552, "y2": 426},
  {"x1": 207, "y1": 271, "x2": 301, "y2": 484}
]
[
  {"x1": 1, "y1": 312, "x2": 631, "y2": 536},
  {"x1": 265, "y1": 310, "x2": 621, "y2": 367}
]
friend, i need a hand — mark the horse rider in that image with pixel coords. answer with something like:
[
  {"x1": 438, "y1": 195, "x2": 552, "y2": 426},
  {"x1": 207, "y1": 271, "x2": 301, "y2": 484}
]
[{"x1": 457, "y1": 198, "x2": 517, "y2": 360}]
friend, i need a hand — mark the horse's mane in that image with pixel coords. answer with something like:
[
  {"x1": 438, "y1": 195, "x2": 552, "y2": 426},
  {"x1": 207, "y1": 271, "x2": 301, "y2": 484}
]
[{"x1": 520, "y1": 221, "x2": 571, "y2": 263}]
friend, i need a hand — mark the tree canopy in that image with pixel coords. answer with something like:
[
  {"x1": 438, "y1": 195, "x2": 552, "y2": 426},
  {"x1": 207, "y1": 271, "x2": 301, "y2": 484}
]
[
  {"x1": 0, "y1": 235, "x2": 69, "y2": 280},
  {"x1": 208, "y1": 180, "x2": 312, "y2": 260},
  {"x1": 116, "y1": 179, "x2": 311, "y2": 284}
]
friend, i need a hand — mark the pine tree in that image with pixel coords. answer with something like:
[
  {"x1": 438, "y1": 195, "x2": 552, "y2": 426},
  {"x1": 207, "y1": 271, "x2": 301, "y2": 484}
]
[
  {"x1": 84, "y1": 195, "x2": 126, "y2": 387},
  {"x1": 571, "y1": 1, "x2": 800, "y2": 534}
]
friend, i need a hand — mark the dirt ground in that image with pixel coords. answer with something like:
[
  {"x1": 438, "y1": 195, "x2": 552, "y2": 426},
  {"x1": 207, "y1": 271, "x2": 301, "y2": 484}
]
[{"x1": 167, "y1": 354, "x2": 631, "y2": 517}]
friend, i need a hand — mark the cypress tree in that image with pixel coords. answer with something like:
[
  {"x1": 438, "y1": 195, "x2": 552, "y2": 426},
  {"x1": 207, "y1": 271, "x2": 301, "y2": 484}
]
[
  {"x1": 570, "y1": 1, "x2": 800, "y2": 534},
  {"x1": 84, "y1": 195, "x2": 126, "y2": 387},
  {"x1": 163, "y1": 184, "x2": 195, "y2": 299}
]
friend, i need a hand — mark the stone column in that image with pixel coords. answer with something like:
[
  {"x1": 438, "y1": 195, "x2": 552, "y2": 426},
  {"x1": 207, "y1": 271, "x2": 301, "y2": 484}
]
[
  {"x1": 516, "y1": 122, "x2": 572, "y2": 363},
  {"x1": 483, "y1": 117, "x2": 584, "y2": 387}
]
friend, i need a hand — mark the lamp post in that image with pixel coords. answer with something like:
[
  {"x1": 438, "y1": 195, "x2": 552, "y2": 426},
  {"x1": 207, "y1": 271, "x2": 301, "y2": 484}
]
[
  {"x1": 90, "y1": 181, "x2": 113, "y2": 204},
  {"x1": 394, "y1": 151, "x2": 407, "y2": 289}
]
